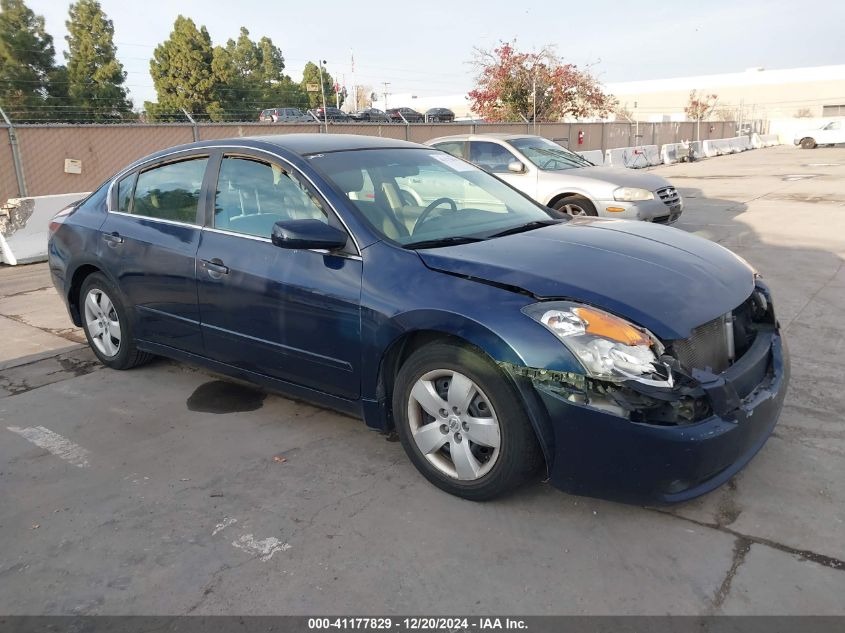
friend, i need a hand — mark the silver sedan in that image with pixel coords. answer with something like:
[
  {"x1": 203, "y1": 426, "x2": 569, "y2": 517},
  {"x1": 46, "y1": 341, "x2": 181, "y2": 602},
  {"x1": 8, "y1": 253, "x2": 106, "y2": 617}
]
[{"x1": 426, "y1": 133, "x2": 683, "y2": 223}]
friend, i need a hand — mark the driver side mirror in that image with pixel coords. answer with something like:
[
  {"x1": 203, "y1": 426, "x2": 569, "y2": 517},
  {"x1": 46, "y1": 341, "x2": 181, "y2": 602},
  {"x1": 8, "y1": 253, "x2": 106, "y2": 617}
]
[
  {"x1": 507, "y1": 160, "x2": 526, "y2": 173},
  {"x1": 271, "y1": 219, "x2": 348, "y2": 251}
]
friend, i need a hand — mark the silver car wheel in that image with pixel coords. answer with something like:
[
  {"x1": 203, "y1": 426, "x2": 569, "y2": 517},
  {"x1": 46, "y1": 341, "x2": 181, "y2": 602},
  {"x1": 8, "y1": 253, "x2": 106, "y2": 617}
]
[
  {"x1": 407, "y1": 369, "x2": 501, "y2": 481},
  {"x1": 83, "y1": 288, "x2": 122, "y2": 358},
  {"x1": 561, "y1": 203, "x2": 587, "y2": 217}
]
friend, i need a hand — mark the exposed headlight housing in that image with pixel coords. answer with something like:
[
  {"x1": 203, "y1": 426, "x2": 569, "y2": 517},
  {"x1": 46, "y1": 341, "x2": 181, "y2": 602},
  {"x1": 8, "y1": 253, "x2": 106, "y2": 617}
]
[
  {"x1": 613, "y1": 187, "x2": 654, "y2": 201},
  {"x1": 522, "y1": 302, "x2": 672, "y2": 388}
]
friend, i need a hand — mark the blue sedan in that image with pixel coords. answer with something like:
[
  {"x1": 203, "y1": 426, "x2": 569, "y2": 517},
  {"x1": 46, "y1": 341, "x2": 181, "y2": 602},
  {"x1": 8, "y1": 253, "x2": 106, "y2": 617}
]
[{"x1": 47, "y1": 134, "x2": 789, "y2": 503}]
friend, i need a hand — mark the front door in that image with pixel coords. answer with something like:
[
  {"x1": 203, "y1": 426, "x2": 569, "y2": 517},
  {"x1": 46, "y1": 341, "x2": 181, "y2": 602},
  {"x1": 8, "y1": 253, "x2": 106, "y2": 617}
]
[
  {"x1": 98, "y1": 154, "x2": 210, "y2": 354},
  {"x1": 196, "y1": 152, "x2": 363, "y2": 399},
  {"x1": 468, "y1": 140, "x2": 537, "y2": 199}
]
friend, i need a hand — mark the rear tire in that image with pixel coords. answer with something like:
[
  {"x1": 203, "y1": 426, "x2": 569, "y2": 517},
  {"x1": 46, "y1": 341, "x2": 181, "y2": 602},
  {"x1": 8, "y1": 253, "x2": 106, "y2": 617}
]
[
  {"x1": 800, "y1": 137, "x2": 817, "y2": 149},
  {"x1": 552, "y1": 195, "x2": 598, "y2": 218},
  {"x1": 80, "y1": 273, "x2": 153, "y2": 370},
  {"x1": 393, "y1": 341, "x2": 542, "y2": 501}
]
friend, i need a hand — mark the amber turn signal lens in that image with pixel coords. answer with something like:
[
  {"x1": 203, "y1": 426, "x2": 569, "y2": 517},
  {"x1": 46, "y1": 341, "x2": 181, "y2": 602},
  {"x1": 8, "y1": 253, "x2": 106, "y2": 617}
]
[
  {"x1": 606, "y1": 207, "x2": 625, "y2": 213},
  {"x1": 573, "y1": 307, "x2": 651, "y2": 346}
]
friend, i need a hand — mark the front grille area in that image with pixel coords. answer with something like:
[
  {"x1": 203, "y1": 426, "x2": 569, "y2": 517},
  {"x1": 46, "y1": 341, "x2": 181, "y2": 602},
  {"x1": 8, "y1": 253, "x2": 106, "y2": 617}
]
[
  {"x1": 671, "y1": 314, "x2": 731, "y2": 374},
  {"x1": 669, "y1": 293, "x2": 773, "y2": 375},
  {"x1": 656, "y1": 186, "x2": 681, "y2": 207}
]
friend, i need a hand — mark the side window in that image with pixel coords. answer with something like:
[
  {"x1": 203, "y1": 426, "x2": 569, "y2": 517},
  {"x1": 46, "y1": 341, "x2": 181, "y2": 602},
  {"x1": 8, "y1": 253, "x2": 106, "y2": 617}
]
[
  {"x1": 433, "y1": 142, "x2": 466, "y2": 159},
  {"x1": 214, "y1": 156, "x2": 328, "y2": 238},
  {"x1": 132, "y1": 158, "x2": 208, "y2": 223},
  {"x1": 116, "y1": 172, "x2": 136, "y2": 212},
  {"x1": 469, "y1": 141, "x2": 518, "y2": 173}
]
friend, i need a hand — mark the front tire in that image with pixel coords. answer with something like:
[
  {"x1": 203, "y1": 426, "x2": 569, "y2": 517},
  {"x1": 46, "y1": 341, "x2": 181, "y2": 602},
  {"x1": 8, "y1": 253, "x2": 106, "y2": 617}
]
[
  {"x1": 393, "y1": 342, "x2": 542, "y2": 500},
  {"x1": 552, "y1": 195, "x2": 598, "y2": 218},
  {"x1": 800, "y1": 137, "x2": 817, "y2": 149},
  {"x1": 80, "y1": 273, "x2": 152, "y2": 370}
]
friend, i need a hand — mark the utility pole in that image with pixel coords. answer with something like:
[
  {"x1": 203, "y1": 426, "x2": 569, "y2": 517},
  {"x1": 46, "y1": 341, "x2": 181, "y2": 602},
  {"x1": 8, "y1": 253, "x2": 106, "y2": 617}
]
[
  {"x1": 532, "y1": 74, "x2": 537, "y2": 135},
  {"x1": 382, "y1": 82, "x2": 391, "y2": 111},
  {"x1": 318, "y1": 60, "x2": 329, "y2": 130},
  {"x1": 350, "y1": 50, "x2": 356, "y2": 111},
  {"x1": 634, "y1": 101, "x2": 639, "y2": 147},
  {"x1": 0, "y1": 104, "x2": 27, "y2": 197}
]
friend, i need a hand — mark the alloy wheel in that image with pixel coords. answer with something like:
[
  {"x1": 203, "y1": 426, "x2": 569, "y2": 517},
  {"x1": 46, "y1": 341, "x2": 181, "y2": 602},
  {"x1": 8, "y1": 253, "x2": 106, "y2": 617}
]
[
  {"x1": 407, "y1": 369, "x2": 501, "y2": 481},
  {"x1": 561, "y1": 203, "x2": 587, "y2": 217},
  {"x1": 83, "y1": 288, "x2": 122, "y2": 357}
]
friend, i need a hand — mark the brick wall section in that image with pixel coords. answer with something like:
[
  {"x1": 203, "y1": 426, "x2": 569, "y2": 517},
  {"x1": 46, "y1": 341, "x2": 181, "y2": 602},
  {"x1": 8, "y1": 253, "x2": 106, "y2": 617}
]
[{"x1": 1, "y1": 121, "x2": 738, "y2": 201}]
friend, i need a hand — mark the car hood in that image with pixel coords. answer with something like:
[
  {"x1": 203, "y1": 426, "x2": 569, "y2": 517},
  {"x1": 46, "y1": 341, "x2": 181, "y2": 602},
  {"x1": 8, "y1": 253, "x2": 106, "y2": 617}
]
[
  {"x1": 417, "y1": 219, "x2": 754, "y2": 340},
  {"x1": 558, "y1": 166, "x2": 674, "y2": 191}
]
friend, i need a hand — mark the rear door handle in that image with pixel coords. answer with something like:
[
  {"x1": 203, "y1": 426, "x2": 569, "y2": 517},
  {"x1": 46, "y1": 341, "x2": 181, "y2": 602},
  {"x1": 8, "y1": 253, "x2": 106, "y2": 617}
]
[
  {"x1": 200, "y1": 258, "x2": 229, "y2": 278},
  {"x1": 102, "y1": 232, "x2": 124, "y2": 246}
]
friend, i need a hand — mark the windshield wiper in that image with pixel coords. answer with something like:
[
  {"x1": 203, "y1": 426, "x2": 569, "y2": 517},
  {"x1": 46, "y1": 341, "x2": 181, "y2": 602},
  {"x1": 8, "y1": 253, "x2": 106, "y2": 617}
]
[
  {"x1": 403, "y1": 236, "x2": 485, "y2": 250},
  {"x1": 485, "y1": 219, "x2": 561, "y2": 239}
]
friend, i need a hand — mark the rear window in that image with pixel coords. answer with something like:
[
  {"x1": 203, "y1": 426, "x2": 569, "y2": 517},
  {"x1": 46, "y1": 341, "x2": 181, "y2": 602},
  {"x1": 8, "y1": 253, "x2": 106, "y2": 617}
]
[
  {"x1": 131, "y1": 158, "x2": 208, "y2": 224},
  {"x1": 116, "y1": 173, "x2": 136, "y2": 212}
]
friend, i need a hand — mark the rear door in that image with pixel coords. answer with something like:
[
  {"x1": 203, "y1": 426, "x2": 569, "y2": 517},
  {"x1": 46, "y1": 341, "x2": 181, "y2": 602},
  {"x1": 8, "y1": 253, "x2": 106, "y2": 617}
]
[
  {"x1": 99, "y1": 153, "x2": 211, "y2": 353},
  {"x1": 196, "y1": 151, "x2": 363, "y2": 399}
]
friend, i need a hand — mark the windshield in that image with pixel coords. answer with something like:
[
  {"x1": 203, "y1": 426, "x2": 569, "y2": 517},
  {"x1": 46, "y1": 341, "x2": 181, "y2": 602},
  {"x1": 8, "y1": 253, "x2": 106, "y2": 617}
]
[
  {"x1": 509, "y1": 137, "x2": 593, "y2": 170},
  {"x1": 308, "y1": 148, "x2": 556, "y2": 246}
]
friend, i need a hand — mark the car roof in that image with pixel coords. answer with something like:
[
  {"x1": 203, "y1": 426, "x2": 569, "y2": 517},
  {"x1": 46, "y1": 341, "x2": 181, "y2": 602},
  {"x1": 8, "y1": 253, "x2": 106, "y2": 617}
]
[{"x1": 129, "y1": 134, "x2": 425, "y2": 165}]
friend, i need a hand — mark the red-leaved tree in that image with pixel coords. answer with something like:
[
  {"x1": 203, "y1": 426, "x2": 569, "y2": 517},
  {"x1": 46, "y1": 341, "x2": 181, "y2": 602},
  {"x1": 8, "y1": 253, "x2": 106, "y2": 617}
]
[
  {"x1": 684, "y1": 90, "x2": 718, "y2": 122},
  {"x1": 467, "y1": 42, "x2": 616, "y2": 122}
]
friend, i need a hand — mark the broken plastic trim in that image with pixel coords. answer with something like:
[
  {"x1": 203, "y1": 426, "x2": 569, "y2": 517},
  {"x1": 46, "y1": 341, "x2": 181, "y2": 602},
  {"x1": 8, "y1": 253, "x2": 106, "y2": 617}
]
[{"x1": 500, "y1": 361, "x2": 710, "y2": 426}]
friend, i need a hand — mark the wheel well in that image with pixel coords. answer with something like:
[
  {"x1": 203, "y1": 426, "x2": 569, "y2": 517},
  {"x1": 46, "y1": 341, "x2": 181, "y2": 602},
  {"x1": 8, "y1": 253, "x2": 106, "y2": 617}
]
[
  {"x1": 375, "y1": 329, "x2": 554, "y2": 474},
  {"x1": 376, "y1": 331, "x2": 459, "y2": 429},
  {"x1": 67, "y1": 264, "x2": 101, "y2": 326},
  {"x1": 547, "y1": 192, "x2": 586, "y2": 208}
]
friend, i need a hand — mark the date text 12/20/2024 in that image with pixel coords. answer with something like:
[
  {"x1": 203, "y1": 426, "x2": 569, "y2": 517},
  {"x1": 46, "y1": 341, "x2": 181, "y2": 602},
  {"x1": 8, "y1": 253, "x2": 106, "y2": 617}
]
[{"x1": 307, "y1": 617, "x2": 528, "y2": 631}]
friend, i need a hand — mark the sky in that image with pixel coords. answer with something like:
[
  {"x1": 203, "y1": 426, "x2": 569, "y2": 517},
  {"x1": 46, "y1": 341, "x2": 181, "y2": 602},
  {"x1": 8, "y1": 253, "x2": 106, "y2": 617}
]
[{"x1": 26, "y1": 0, "x2": 845, "y2": 109}]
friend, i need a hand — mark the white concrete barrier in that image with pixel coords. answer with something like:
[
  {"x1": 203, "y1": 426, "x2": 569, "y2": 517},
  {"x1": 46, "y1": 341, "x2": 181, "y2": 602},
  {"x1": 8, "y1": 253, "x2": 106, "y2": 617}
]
[
  {"x1": 703, "y1": 136, "x2": 753, "y2": 157},
  {"x1": 660, "y1": 142, "x2": 689, "y2": 165},
  {"x1": 604, "y1": 145, "x2": 660, "y2": 169},
  {"x1": 576, "y1": 150, "x2": 604, "y2": 166},
  {"x1": 751, "y1": 133, "x2": 780, "y2": 148},
  {"x1": 0, "y1": 193, "x2": 88, "y2": 265},
  {"x1": 688, "y1": 140, "x2": 706, "y2": 161}
]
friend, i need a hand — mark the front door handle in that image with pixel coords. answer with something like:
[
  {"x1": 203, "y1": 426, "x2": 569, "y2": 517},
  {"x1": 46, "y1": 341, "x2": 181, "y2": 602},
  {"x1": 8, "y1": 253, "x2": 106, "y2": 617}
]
[
  {"x1": 200, "y1": 258, "x2": 229, "y2": 279},
  {"x1": 102, "y1": 232, "x2": 124, "y2": 246}
]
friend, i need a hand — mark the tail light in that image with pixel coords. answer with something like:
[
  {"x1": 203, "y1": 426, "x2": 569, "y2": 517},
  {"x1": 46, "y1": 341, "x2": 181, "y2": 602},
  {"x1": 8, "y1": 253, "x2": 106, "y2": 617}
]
[{"x1": 49, "y1": 205, "x2": 76, "y2": 235}]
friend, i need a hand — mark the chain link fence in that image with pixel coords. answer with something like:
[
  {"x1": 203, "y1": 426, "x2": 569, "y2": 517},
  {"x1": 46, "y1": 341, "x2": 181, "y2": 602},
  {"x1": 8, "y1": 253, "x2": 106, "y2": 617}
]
[{"x1": 0, "y1": 120, "x2": 739, "y2": 203}]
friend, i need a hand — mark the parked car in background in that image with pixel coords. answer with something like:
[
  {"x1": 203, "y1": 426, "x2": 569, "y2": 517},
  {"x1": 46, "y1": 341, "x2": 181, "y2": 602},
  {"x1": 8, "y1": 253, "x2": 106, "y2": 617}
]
[
  {"x1": 350, "y1": 108, "x2": 390, "y2": 122},
  {"x1": 259, "y1": 108, "x2": 312, "y2": 123},
  {"x1": 427, "y1": 134, "x2": 683, "y2": 223},
  {"x1": 793, "y1": 120, "x2": 845, "y2": 149},
  {"x1": 308, "y1": 107, "x2": 352, "y2": 122},
  {"x1": 387, "y1": 107, "x2": 424, "y2": 123},
  {"x1": 425, "y1": 108, "x2": 455, "y2": 123},
  {"x1": 47, "y1": 133, "x2": 788, "y2": 504}
]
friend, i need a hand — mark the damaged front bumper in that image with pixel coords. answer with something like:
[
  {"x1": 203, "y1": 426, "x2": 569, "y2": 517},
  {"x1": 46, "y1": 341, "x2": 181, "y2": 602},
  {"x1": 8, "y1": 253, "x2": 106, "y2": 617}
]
[{"x1": 507, "y1": 328, "x2": 789, "y2": 505}]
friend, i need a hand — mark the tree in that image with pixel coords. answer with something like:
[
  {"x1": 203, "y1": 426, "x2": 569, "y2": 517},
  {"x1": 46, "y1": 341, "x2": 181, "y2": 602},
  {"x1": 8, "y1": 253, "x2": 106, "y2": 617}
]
[
  {"x1": 211, "y1": 28, "x2": 306, "y2": 120},
  {"x1": 64, "y1": 0, "x2": 132, "y2": 121},
  {"x1": 467, "y1": 42, "x2": 616, "y2": 122},
  {"x1": 0, "y1": 0, "x2": 56, "y2": 121},
  {"x1": 145, "y1": 16, "x2": 220, "y2": 120},
  {"x1": 684, "y1": 90, "x2": 718, "y2": 122},
  {"x1": 300, "y1": 61, "x2": 342, "y2": 109}
]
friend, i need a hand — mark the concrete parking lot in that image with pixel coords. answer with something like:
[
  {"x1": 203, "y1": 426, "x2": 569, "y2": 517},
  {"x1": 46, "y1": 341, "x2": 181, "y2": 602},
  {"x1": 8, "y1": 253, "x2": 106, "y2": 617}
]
[{"x1": 1, "y1": 145, "x2": 843, "y2": 615}]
